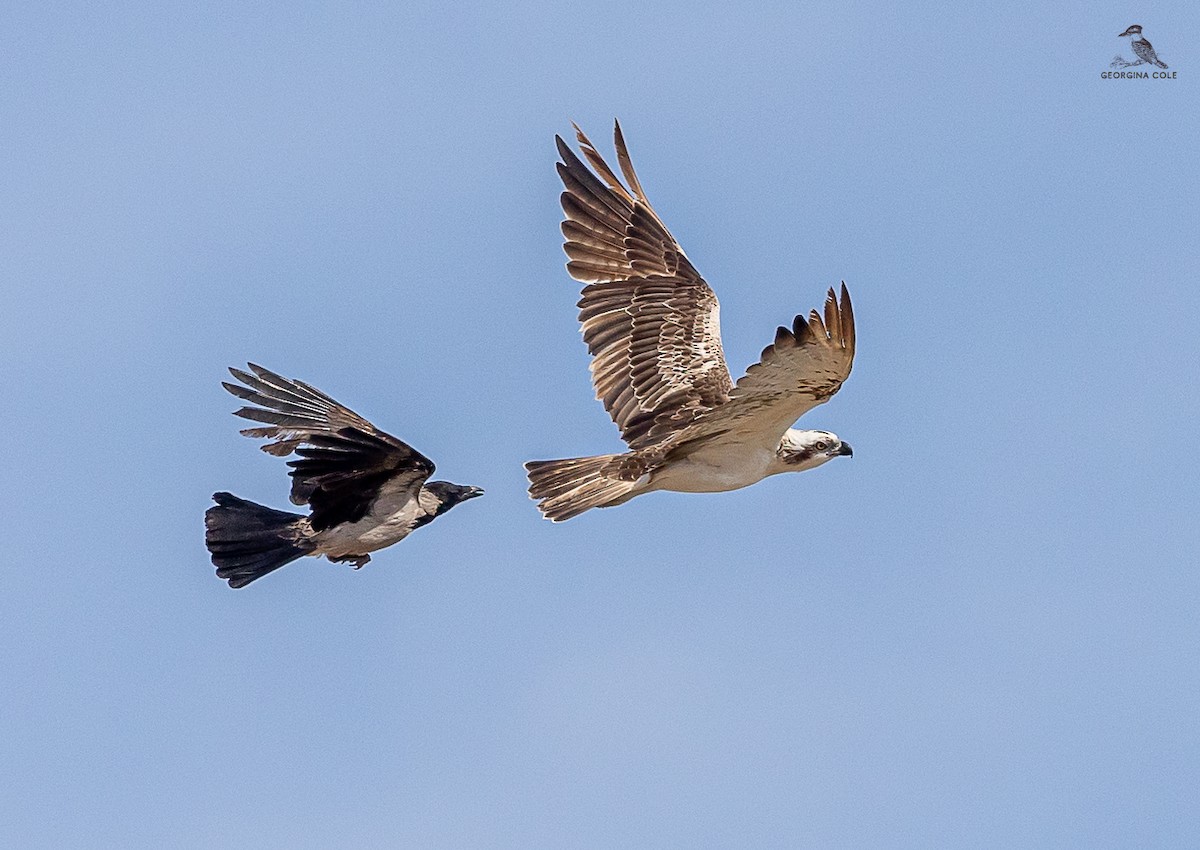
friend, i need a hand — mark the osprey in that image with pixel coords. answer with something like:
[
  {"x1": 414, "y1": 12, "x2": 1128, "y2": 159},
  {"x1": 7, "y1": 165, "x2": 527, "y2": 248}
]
[
  {"x1": 205, "y1": 364, "x2": 483, "y2": 588},
  {"x1": 526, "y1": 122, "x2": 856, "y2": 522}
]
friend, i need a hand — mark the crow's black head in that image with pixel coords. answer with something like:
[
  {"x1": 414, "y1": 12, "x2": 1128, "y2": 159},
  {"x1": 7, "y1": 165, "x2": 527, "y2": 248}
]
[{"x1": 425, "y1": 481, "x2": 485, "y2": 515}]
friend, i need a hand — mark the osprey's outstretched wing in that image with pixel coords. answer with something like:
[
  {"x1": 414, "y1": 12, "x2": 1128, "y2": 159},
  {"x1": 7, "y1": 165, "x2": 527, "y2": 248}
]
[
  {"x1": 669, "y1": 285, "x2": 856, "y2": 450},
  {"x1": 558, "y1": 122, "x2": 734, "y2": 449},
  {"x1": 222, "y1": 364, "x2": 435, "y2": 531}
]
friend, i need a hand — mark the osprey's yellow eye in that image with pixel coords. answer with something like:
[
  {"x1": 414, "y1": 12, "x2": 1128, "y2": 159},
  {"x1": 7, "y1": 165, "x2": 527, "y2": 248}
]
[{"x1": 815, "y1": 441, "x2": 828, "y2": 451}]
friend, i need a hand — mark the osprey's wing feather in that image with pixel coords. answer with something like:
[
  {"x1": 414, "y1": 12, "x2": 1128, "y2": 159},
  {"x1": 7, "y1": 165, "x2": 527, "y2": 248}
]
[
  {"x1": 222, "y1": 364, "x2": 435, "y2": 529},
  {"x1": 559, "y1": 122, "x2": 734, "y2": 449},
  {"x1": 559, "y1": 121, "x2": 701, "y2": 283},
  {"x1": 670, "y1": 285, "x2": 856, "y2": 449}
]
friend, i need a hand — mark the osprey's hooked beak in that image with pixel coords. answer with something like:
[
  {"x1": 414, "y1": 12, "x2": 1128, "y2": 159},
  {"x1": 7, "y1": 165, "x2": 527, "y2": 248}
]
[
  {"x1": 837, "y1": 442, "x2": 854, "y2": 458},
  {"x1": 1119, "y1": 27, "x2": 1136, "y2": 37}
]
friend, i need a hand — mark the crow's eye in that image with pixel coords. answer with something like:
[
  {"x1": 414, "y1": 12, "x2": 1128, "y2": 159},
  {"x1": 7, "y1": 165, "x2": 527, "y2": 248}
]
[{"x1": 815, "y1": 441, "x2": 828, "y2": 451}]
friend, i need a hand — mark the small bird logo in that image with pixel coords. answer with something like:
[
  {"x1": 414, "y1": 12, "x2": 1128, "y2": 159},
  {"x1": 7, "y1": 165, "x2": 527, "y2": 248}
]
[{"x1": 1112, "y1": 24, "x2": 1168, "y2": 69}]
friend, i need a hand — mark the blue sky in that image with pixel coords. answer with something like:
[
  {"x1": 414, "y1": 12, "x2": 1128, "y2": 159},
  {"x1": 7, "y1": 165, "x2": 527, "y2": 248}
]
[{"x1": 2, "y1": 1, "x2": 1197, "y2": 847}]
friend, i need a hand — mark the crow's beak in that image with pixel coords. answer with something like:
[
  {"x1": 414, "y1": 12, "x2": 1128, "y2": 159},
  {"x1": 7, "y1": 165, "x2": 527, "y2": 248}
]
[
  {"x1": 837, "y1": 442, "x2": 854, "y2": 458},
  {"x1": 465, "y1": 486, "x2": 485, "y2": 499}
]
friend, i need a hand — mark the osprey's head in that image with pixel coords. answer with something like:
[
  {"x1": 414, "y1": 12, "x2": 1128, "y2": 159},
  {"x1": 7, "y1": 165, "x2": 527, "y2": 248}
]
[
  {"x1": 777, "y1": 429, "x2": 853, "y2": 472},
  {"x1": 425, "y1": 481, "x2": 485, "y2": 514},
  {"x1": 1119, "y1": 25, "x2": 1143, "y2": 37}
]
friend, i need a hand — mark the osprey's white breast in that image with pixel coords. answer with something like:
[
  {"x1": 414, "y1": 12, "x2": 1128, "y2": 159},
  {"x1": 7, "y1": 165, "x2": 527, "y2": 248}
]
[{"x1": 650, "y1": 442, "x2": 777, "y2": 493}]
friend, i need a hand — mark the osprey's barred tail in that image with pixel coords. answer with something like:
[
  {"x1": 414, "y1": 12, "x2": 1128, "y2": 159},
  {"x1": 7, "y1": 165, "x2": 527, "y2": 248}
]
[
  {"x1": 525, "y1": 454, "x2": 641, "y2": 522},
  {"x1": 205, "y1": 492, "x2": 316, "y2": 588}
]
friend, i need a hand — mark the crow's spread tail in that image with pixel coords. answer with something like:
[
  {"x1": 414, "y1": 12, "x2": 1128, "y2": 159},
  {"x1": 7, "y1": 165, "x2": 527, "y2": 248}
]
[
  {"x1": 205, "y1": 492, "x2": 315, "y2": 588},
  {"x1": 525, "y1": 453, "x2": 641, "y2": 522}
]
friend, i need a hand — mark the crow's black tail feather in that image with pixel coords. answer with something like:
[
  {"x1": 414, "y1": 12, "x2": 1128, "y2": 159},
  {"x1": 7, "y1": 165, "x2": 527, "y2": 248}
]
[{"x1": 205, "y1": 492, "x2": 315, "y2": 588}]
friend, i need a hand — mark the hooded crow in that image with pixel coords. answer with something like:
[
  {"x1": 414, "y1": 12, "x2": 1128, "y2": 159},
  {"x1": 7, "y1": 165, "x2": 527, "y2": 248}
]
[{"x1": 205, "y1": 364, "x2": 482, "y2": 587}]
